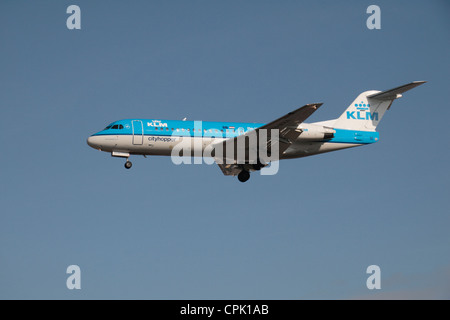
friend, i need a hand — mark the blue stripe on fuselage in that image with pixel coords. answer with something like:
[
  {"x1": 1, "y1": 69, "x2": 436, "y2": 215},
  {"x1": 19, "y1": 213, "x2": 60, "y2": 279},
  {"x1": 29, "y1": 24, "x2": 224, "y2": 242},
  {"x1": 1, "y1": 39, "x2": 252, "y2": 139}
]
[{"x1": 92, "y1": 119, "x2": 263, "y2": 138}]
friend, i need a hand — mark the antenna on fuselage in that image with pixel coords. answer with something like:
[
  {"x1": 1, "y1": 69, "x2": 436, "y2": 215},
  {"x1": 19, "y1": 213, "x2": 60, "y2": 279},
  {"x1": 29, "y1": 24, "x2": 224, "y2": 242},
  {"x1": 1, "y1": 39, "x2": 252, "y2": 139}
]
[{"x1": 182, "y1": 117, "x2": 187, "y2": 121}]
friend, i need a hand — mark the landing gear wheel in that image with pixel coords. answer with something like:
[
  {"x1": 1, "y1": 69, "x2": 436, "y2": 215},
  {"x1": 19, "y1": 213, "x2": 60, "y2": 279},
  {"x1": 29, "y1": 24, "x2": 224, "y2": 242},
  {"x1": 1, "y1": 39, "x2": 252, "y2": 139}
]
[
  {"x1": 124, "y1": 161, "x2": 132, "y2": 169},
  {"x1": 238, "y1": 170, "x2": 250, "y2": 183}
]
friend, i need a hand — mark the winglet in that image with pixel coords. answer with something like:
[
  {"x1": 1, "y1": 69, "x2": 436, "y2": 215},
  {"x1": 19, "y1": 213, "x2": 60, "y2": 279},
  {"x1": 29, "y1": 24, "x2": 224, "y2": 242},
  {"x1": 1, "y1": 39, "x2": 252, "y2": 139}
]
[{"x1": 367, "y1": 81, "x2": 426, "y2": 100}]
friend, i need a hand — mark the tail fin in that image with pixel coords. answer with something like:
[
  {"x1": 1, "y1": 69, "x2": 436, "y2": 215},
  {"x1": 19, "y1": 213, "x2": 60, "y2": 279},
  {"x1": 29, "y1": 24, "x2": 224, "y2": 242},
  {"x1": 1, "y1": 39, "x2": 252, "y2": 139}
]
[{"x1": 333, "y1": 81, "x2": 426, "y2": 131}]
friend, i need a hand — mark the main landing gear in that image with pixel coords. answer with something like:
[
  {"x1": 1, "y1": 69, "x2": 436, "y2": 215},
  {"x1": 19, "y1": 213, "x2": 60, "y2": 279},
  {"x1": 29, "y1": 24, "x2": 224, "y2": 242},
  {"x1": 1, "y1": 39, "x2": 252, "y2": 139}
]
[
  {"x1": 238, "y1": 170, "x2": 250, "y2": 183},
  {"x1": 237, "y1": 159, "x2": 267, "y2": 182},
  {"x1": 124, "y1": 160, "x2": 132, "y2": 169}
]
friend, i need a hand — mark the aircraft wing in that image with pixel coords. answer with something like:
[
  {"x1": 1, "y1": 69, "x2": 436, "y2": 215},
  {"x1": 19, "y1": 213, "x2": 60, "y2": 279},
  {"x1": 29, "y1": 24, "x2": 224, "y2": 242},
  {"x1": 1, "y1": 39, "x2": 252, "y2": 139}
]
[{"x1": 214, "y1": 103, "x2": 322, "y2": 175}]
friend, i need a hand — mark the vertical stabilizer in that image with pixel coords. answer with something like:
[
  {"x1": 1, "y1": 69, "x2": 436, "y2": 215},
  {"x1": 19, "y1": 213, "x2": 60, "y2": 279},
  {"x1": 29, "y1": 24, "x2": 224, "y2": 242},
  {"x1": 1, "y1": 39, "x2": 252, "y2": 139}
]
[{"x1": 333, "y1": 81, "x2": 426, "y2": 131}]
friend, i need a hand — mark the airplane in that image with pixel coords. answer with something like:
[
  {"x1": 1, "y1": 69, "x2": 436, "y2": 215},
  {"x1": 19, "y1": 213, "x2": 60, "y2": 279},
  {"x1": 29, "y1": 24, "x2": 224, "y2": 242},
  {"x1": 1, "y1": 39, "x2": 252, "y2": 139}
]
[{"x1": 87, "y1": 81, "x2": 425, "y2": 182}]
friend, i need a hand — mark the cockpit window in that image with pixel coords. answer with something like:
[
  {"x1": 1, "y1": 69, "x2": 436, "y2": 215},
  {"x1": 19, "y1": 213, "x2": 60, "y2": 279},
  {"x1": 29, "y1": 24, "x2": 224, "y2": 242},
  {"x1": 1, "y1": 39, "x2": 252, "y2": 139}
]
[{"x1": 104, "y1": 124, "x2": 124, "y2": 130}]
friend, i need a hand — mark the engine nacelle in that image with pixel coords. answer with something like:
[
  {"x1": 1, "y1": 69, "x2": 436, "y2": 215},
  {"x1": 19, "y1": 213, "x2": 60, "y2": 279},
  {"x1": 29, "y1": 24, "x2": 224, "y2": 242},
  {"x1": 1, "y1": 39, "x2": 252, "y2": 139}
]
[{"x1": 296, "y1": 124, "x2": 335, "y2": 141}]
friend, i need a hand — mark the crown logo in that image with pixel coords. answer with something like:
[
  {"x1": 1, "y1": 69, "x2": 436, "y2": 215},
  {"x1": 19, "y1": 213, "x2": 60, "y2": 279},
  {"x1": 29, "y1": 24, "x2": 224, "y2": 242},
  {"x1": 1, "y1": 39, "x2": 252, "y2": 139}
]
[{"x1": 355, "y1": 101, "x2": 370, "y2": 111}]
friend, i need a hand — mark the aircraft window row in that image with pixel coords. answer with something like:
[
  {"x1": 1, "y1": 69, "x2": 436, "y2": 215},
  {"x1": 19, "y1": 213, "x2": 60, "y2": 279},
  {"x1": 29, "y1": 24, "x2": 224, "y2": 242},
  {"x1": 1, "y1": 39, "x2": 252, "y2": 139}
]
[
  {"x1": 103, "y1": 125, "x2": 238, "y2": 132},
  {"x1": 152, "y1": 127, "x2": 236, "y2": 133}
]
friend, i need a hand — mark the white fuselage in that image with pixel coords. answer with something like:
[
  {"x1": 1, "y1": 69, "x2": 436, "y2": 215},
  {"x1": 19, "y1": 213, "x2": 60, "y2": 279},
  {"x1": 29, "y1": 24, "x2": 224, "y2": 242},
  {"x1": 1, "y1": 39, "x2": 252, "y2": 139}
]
[{"x1": 87, "y1": 120, "x2": 376, "y2": 160}]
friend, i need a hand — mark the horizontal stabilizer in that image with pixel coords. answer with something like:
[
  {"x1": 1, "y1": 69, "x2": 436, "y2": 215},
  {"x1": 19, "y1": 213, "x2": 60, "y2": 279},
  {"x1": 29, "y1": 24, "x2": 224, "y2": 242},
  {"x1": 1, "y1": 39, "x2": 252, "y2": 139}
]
[{"x1": 367, "y1": 81, "x2": 426, "y2": 100}]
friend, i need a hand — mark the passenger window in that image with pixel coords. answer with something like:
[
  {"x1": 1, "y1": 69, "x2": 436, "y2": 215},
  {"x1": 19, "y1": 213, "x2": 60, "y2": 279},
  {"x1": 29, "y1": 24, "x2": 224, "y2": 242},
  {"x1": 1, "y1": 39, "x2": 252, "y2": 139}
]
[{"x1": 112, "y1": 125, "x2": 119, "y2": 129}]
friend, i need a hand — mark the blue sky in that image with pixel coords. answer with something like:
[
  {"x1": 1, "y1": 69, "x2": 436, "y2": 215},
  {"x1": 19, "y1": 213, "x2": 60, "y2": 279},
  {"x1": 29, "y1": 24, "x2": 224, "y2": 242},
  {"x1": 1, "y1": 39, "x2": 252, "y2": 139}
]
[{"x1": 0, "y1": 0, "x2": 449, "y2": 299}]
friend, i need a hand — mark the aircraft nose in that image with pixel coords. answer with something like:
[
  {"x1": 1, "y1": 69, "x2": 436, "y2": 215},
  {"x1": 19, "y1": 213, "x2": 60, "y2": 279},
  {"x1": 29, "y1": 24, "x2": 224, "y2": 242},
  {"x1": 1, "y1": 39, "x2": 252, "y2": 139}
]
[{"x1": 87, "y1": 135, "x2": 102, "y2": 150}]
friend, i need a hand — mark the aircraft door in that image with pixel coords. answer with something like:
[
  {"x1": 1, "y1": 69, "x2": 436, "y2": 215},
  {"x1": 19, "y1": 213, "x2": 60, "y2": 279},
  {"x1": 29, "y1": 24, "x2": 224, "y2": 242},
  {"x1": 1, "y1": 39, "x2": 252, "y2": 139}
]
[{"x1": 132, "y1": 120, "x2": 144, "y2": 145}]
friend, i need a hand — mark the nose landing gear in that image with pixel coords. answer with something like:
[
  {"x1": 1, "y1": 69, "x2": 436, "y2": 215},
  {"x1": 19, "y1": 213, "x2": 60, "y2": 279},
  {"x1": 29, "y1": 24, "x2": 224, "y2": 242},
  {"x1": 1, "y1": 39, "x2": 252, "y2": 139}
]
[{"x1": 124, "y1": 160, "x2": 132, "y2": 169}]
